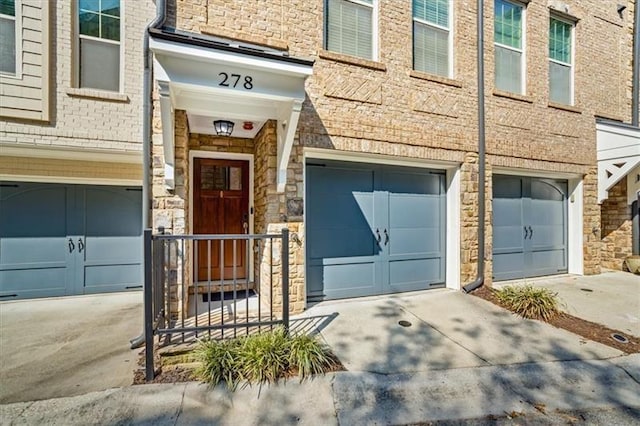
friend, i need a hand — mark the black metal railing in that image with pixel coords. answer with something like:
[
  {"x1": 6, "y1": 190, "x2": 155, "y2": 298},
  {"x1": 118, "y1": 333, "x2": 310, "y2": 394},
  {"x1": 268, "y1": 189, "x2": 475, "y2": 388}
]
[{"x1": 143, "y1": 228, "x2": 289, "y2": 381}]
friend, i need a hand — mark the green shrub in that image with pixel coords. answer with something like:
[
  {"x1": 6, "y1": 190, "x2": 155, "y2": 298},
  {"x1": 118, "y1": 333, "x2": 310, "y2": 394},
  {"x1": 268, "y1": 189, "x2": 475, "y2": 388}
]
[
  {"x1": 288, "y1": 333, "x2": 335, "y2": 380},
  {"x1": 194, "y1": 327, "x2": 336, "y2": 389},
  {"x1": 493, "y1": 285, "x2": 562, "y2": 321},
  {"x1": 238, "y1": 328, "x2": 289, "y2": 384},
  {"x1": 194, "y1": 337, "x2": 244, "y2": 390}
]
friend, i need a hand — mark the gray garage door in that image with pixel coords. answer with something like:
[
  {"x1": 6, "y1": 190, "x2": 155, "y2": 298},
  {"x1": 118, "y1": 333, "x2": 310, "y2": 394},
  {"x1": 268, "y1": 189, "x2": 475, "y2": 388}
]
[
  {"x1": 306, "y1": 160, "x2": 445, "y2": 301},
  {"x1": 492, "y1": 176, "x2": 568, "y2": 281},
  {"x1": 0, "y1": 182, "x2": 142, "y2": 300}
]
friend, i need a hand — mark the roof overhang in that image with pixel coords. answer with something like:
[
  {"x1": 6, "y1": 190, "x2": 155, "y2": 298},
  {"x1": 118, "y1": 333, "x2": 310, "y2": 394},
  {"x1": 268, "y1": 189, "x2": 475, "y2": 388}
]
[
  {"x1": 149, "y1": 29, "x2": 314, "y2": 191},
  {"x1": 596, "y1": 120, "x2": 640, "y2": 204}
]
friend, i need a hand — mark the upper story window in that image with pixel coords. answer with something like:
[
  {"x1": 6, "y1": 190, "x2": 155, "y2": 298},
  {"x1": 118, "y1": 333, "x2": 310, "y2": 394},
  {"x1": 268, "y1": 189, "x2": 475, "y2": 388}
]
[
  {"x1": 325, "y1": 0, "x2": 376, "y2": 61},
  {"x1": 413, "y1": 0, "x2": 451, "y2": 77},
  {"x1": 494, "y1": 0, "x2": 525, "y2": 94},
  {"x1": 77, "y1": 0, "x2": 121, "y2": 91},
  {"x1": 0, "y1": 0, "x2": 17, "y2": 75},
  {"x1": 549, "y1": 16, "x2": 574, "y2": 105}
]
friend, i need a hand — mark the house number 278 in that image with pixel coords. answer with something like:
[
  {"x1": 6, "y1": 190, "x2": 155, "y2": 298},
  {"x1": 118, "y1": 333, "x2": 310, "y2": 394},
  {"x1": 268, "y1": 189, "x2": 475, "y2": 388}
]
[{"x1": 218, "y1": 72, "x2": 253, "y2": 90}]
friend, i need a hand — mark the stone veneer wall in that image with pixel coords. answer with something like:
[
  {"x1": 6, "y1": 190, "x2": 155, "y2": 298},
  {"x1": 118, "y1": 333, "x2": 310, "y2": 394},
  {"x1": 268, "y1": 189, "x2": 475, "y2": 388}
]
[
  {"x1": 460, "y1": 153, "x2": 493, "y2": 286},
  {"x1": 583, "y1": 168, "x2": 602, "y2": 275},
  {"x1": 601, "y1": 179, "x2": 633, "y2": 270},
  {"x1": 254, "y1": 121, "x2": 306, "y2": 315}
]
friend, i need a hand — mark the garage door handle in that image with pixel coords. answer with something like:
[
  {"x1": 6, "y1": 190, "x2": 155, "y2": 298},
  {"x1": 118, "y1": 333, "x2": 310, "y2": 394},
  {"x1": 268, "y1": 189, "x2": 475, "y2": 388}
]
[
  {"x1": 528, "y1": 226, "x2": 533, "y2": 239},
  {"x1": 78, "y1": 238, "x2": 85, "y2": 253},
  {"x1": 384, "y1": 229, "x2": 389, "y2": 246},
  {"x1": 524, "y1": 226, "x2": 529, "y2": 239},
  {"x1": 376, "y1": 228, "x2": 381, "y2": 244},
  {"x1": 68, "y1": 238, "x2": 75, "y2": 253}
]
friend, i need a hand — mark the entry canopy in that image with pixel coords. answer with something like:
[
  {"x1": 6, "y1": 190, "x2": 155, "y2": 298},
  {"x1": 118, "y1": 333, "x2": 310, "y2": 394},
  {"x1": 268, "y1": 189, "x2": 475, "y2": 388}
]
[
  {"x1": 596, "y1": 120, "x2": 640, "y2": 204},
  {"x1": 149, "y1": 28, "x2": 314, "y2": 191}
]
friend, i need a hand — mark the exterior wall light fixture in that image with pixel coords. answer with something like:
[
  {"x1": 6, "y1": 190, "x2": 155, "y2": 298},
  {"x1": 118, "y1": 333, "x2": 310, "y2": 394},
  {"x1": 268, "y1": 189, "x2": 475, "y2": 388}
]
[{"x1": 213, "y1": 120, "x2": 234, "y2": 136}]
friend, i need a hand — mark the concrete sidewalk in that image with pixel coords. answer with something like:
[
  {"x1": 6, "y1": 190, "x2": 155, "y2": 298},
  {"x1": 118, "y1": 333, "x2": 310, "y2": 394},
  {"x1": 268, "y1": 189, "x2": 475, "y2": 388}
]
[{"x1": 2, "y1": 355, "x2": 639, "y2": 425}]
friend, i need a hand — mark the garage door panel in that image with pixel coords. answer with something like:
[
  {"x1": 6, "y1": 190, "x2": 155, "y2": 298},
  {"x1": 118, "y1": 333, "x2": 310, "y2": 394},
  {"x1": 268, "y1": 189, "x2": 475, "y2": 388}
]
[
  {"x1": 389, "y1": 228, "x2": 442, "y2": 255},
  {"x1": 493, "y1": 199, "x2": 523, "y2": 227},
  {"x1": 530, "y1": 249, "x2": 567, "y2": 275},
  {"x1": 308, "y1": 166, "x2": 374, "y2": 194},
  {"x1": 389, "y1": 195, "x2": 441, "y2": 227},
  {"x1": 0, "y1": 185, "x2": 68, "y2": 237},
  {"x1": 80, "y1": 186, "x2": 142, "y2": 294},
  {"x1": 493, "y1": 252, "x2": 526, "y2": 280},
  {"x1": 1, "y1": 268, "x2": 67, "y2": 297},
  {"x1": 306, "y1": 161, "x2": 445, "y2": 301},
  {"x1": 84, "y1": 263, "x2": 141, "y2": 293},
  {"x1": 1, "y1": 183, "x2": 73, "y2": 299},
  {"x1": 388, "y1": 258, "x2": 443, "y2": 290},
  {"x1": 530, "y1": 199, "x2": 564, "y2": 225},
  {"x1": 386, "y1": 172, "x2": 445, "y2": 290},
  {"x1": 0, "y1": 238, "x2": 67, "y2": 265},
  {"x1": 308, "y1": 228, "x2": 377, "y2": 259},
  {"x1": 308, "y1": 192, "x2": 374, "y2": 229},
  {"x1": 381, "y1": 170, "x2": 442, "y2": 195},
  {"x1": 83, "y1": 236, "x2": 141, "y2": 264},
  {"x1": 492, "y1": 176, "x2": 567, "y2": 281},
  {"x1": 84, "y1": 188, "x2": 142, "y2": 236},
  {"x1": 493, "y1": 226, "x2": 525, "y2": 252},
  {"x1": 493, "y1": 176, "x2": 523, "y2": 198},
  {"x1": 531, "y1": 180, "x2": 566, "y2": 201},
  {"x1": 0, "y1": 182, "x2": 141, "y2": 299},
  {"x1": 308, "y1": 262, "x2": 380, "y2": 299},
  {"x1": 530, "y1": 225, "x2": 565, "y2": 248}
]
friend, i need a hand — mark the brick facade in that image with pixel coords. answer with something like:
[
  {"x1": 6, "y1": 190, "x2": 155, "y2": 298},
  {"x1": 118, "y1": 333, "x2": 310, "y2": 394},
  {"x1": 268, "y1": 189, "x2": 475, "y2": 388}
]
[
  {"x1": 0, "y1": 0, "x2": 154, "y2": 181},
  {"x1": 151, "y1": 0, "x2": 637, "y2": 314}
]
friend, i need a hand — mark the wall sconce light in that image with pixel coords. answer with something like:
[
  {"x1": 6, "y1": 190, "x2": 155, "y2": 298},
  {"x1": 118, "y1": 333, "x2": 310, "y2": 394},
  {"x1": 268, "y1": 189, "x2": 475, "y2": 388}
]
[{"x1": 213, "y1": 120, "x2": 234, "y2": 136}]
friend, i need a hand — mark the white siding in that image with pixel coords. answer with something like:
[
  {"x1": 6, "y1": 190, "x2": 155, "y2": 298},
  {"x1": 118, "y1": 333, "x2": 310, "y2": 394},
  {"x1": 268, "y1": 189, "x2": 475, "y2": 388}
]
[{"x1": 0, "y1": 0, "x2": 49, "y2": 121}]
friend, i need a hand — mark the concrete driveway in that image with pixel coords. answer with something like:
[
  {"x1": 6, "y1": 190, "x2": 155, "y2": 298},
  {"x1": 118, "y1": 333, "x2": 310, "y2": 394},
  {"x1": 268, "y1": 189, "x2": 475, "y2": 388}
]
[
  {"x1": 0, "y1": 292, "x2": 142, "y2": 404},
  {"x1": 298, "y1": 288, "x2": 623, "y2": 374},
  {"x1": 517, "y1": 271, "x2": 640, "y2": 337}
]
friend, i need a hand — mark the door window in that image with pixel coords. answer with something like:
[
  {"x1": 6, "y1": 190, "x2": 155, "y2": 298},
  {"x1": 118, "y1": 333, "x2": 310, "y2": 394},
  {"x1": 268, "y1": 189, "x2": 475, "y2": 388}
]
[{"x1": 200, "y1": 165, "x2": 242, "y2": 191}]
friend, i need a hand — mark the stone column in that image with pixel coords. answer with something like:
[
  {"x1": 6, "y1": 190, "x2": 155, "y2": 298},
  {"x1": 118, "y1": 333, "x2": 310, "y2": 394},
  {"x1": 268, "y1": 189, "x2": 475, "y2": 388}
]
[{"x1": 459, "y1": 152, "x2": 493, "y2": 287}]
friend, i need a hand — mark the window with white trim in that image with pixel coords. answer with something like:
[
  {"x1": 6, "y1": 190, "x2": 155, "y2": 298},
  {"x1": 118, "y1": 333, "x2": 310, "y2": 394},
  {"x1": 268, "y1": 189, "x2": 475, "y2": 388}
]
[
  {"x1": 549, "y1": 16, "x2": 573, "y2": 105},
  {"x1": 413, "y1": 0, "x2": 451, "y2": 77},
  {"x1": 494, "y1": 0, "x2": 525, "y2": 94},
  {"x1": 0, "y1": 0, "x2": 17, "y2": 75},
  {"x1": 325, "y1": 0, "x2": 375, "y2": 61},
  {"x1": 77, "y1": 0, "x2": 121, "y2": 91}
]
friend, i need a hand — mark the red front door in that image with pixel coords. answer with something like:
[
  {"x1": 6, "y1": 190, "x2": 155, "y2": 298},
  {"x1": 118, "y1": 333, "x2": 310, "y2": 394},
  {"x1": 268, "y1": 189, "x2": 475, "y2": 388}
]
[{"x1": 193, "y1": 158, "x2": 250, "y2": 281}]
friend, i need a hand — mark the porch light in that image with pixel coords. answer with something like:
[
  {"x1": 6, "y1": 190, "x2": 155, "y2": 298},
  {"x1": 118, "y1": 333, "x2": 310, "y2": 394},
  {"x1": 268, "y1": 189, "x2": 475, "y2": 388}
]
[{"x1": 213, "y1": 120, "x2": 234, "y2": 136}]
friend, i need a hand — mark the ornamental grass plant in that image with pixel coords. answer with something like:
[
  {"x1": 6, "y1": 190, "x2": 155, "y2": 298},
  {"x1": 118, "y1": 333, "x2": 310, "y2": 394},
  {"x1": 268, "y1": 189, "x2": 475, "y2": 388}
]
[
  {"x1": 194, "y1": 327, "x2": 336, "y2": 389},
  {"x1": 493, "y1": 285, "x2": 562, "y2": 322}
]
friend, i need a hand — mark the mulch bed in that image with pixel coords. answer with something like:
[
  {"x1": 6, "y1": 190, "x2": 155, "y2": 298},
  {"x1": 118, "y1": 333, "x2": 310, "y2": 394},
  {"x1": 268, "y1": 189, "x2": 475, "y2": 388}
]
[
  {"x1": 132, "y1": 348, "x2": 345, "y2": 385},
  {"x1": 473, "y1": 286, "x2": 640, "y2": 354}
]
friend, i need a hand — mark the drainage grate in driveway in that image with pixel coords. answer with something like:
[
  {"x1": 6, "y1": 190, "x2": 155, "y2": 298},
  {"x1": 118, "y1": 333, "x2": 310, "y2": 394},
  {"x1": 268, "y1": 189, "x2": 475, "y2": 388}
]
[{"x1": 611, "y1": 333, "x2": 629, "y2": 344}]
